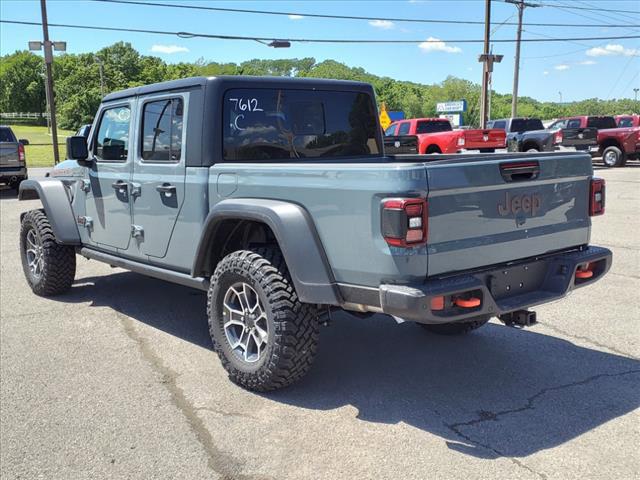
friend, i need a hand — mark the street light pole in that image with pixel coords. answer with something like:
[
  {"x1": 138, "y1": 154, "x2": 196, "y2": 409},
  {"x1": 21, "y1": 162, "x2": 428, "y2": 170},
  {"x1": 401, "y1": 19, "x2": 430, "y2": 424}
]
[
  {"x1": 507, "y1": 0, "x2": 539, "y2": 118},
  {"x1": 39, "y1": 0, "x2": 60, "y2": 164}
]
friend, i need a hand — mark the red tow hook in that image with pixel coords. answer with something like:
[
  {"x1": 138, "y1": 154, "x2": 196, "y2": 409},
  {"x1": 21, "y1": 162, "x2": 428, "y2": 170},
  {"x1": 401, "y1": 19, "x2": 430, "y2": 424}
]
[
  {"x1": 576, "y1": 263, "x2": 594, "y2": 279},
  {"x1": 454, "y1": 297, "x2": 481, "y2": 308}
]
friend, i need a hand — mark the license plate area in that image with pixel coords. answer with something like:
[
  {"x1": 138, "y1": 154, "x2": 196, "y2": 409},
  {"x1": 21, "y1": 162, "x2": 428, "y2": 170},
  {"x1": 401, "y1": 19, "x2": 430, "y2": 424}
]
[{"x1": 487, "y1": 261, "x2": 548, "y2": 300}]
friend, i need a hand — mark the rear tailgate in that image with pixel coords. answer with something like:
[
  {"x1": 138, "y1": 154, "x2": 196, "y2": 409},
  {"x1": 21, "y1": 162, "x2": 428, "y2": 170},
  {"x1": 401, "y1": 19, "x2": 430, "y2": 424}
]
[
  {"x1": 560, "y1": 127, "x2": 597, "y2": 149},
  {"x1": 425, "y1": 153, "x2": 592, "y2": 276},
  {"x1": 0, "y1": 142, "x2": 20, "y2": 166},
  {"x1": 461, "y1": 128, "x2": 506, "y2": 150},
  {"x1": 384, "y1": 135, "x2": 419, "y2": 154}
]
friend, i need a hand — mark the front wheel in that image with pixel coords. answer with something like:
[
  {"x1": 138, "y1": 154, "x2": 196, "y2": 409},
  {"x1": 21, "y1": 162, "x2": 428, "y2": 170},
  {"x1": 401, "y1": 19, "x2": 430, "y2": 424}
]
[
  {"x1": 207, "y1": 247, "x2": 320, "y2": 392},
  {"x1": 602, "y1": 146, "x2": 626, "y2": 167},
  {"x1": 20, "y1": 209, "x2": 76, "y2": 296},
  {"x1": 420, "y1": 316, "x2": 490, "y2": 335}
]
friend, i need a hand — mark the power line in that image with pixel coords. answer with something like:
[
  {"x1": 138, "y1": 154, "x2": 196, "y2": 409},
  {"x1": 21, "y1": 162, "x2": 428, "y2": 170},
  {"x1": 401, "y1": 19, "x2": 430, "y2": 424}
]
[
  {"x1": 3, "y1": 19, "x2": 640, "y2": 44},
  {"x1": 545, "y1": 1, "x2": 640, "y2": 35},
  {"x1": 89, "y1": 0, "x2": 638, "y2": 28},
  {"x1": 534, "y1": 1, "x2": 640, "y2": 15}
]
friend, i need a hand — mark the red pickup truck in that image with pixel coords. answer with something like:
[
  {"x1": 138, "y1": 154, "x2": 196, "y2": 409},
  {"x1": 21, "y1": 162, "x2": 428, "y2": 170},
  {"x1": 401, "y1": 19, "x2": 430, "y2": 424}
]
[
  {"x1": 384, "y1": 118, "x2": 506, "y2": 155},
  {"x1": 558, "y1": 115, "x2": 639, "y2": 167}
]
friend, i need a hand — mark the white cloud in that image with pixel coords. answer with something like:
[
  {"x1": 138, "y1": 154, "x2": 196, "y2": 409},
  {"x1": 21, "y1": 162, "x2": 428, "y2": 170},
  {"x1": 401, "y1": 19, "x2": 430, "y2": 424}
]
[
  {"x1": 288, "y1": 14, "x2": 304, "y2": 20},
  {"x1": 578, "y1": 60, "x2": 596, "y2": 65},
  {"x1": 369, "y1": 19, "x2": 394, "y2": 29},
  {"x1": 586, "y1": 44, "x2": 639, "y2": 57},
  {"x1": 543, "y1": 70, "x2": 549, "y2": 75},
  {"x1": 419, "y1": 37, "x2": 462, "y2": 53},
  {"x1": 151, "y1": 44, "x2": 189, "y2": 54},
  {"x1": 554, "y1": 64, "x2": 570, "y2": 71}
]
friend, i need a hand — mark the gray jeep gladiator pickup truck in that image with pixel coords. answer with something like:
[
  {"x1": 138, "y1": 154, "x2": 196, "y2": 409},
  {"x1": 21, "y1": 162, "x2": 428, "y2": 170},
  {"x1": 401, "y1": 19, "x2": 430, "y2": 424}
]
[{"x1": 18, "y1": 76, "x2": 612, "y2": 391}]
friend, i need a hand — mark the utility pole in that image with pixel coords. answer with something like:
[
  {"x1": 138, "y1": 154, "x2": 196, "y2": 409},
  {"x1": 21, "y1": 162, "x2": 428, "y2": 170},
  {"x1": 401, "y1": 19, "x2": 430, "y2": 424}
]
[
  {"x1": 39, "y1": 0, "x2": 60, "y2": 164},
  {"x1": 507, "y1": 0, "x2": 539, "y2": 118},
  {"x1": 478, "y1": 0, "x2": 502, "y2": 128},
  {"x1": 559, "y1": 91, "x2": 562, "y2": 103}
]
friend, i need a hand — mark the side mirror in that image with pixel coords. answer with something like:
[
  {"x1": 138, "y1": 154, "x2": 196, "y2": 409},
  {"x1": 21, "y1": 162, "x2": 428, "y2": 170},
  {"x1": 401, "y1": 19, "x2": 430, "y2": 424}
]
[
  {"x1": 18, "y1": 139, "x2": 29, "y2": 145},
  {"x1": 66, "y1": 136, "x2": 89, "y2": 161}
]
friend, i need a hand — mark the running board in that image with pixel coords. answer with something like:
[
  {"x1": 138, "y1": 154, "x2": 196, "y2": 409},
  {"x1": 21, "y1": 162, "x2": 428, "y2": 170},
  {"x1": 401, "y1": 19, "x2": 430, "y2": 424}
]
[{"x1": 78, "y1": 247, "x2": 209, "y2": 291}]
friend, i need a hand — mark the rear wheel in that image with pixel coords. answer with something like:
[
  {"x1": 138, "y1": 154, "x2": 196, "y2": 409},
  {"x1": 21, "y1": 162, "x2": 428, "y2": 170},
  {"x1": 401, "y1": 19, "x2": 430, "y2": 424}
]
[
  {"x1": 207, "y1": 247, "x2": 320, "y2": 391},
  {"x1": 602, "y1": 146, "x2": 626, "y2": 167},
  {"x1": 20, "y1": 209, "x2": 76, "y2": 296},
  {"x1": 525, "y1": 146, "x2": 540, "y2": 153},
  {"x1": 420, "y1": 316, "x2": 490, "y2": 335}
]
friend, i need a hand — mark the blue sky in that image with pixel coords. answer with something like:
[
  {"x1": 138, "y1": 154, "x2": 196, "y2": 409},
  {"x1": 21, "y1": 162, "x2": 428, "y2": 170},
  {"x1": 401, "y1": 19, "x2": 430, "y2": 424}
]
[{"x1": 1, "y1": 0, "x2": 639, "y2": 102}]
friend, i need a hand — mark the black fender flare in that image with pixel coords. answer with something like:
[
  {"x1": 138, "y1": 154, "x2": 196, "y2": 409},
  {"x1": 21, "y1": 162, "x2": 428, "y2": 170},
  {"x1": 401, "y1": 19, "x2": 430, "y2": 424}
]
[
  {"x1": 18, "y1": 179, "x2": 81, "y2": 245},
  {"x1": 192, "y1": 198, "x2": 340, "y2": 306}
]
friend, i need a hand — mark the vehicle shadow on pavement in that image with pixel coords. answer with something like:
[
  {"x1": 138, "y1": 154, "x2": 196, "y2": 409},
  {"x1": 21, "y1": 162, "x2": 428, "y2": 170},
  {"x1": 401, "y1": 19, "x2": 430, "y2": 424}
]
[
  {"x1": 0, "y1": 187, "x2": 19, "y2": 199},
  {"x1": 61, "y1": 271, "x2": 639, "y2": 460}
]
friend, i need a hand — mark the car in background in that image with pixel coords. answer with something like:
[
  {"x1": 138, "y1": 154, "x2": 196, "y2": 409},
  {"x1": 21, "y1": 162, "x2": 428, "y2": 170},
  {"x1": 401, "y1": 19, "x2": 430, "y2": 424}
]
[
  {"x1": 489, "y1": 117, "x2": 597, "y2": 153},
  {"x1": 560, "y1": 115, "x2": 639, "y2": 167},
  {"x1": 383, "y1": 118, "x2": 506, "y2": 155},
  {"x1": 0, "y1": 125, "x2": 29, "y2": 191}
]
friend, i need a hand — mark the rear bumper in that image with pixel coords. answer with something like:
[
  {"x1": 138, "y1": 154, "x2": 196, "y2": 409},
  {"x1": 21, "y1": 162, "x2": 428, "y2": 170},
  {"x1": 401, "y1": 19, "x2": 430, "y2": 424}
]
[
  {"x1": 340, "y1": 246, "x2": 612, "y2": 324},
  {"x1": 0, "y1": 166, "x2": 27, "y2": 182}
]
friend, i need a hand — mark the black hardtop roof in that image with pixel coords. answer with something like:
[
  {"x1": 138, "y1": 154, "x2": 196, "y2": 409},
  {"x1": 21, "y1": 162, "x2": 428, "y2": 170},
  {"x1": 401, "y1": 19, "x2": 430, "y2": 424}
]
[{"x1": 102, "y1": 75, "x2": 373, "y2": 102}]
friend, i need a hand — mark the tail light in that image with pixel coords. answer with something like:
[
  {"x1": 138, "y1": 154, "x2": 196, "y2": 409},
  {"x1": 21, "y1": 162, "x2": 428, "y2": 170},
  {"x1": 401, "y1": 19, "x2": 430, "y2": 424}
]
[
  {"x1": 381, "y1": 198, "x2": 428, "y2": 247},
  {"x1": 589, "y1": 177, "x2": 605, "y2": 216},
  {"x1": 553, "y1": 130, "x2": 563, "y2": 145},
  {"x1": 18, "y1": 143, "x2": 25, "y2": 162},
  {"x1": 457, "y1": 136, "x2": 465, "y2": 147}
]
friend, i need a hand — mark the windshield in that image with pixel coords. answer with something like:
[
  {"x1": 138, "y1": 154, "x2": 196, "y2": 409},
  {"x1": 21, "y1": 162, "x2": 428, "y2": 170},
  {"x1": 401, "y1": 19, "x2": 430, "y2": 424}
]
[
  {"x1": 223, "y1": 88, "x2": 381, "y2": 161},
  {"x1": 587, "y1": 117, "x2": 617, "y2": 129},
  {"x1": 416, "y1": 120, "x2": 452, "y2": 134},
  {"x1": 616, "y1": 117, "x2": 633, "y2": 128},
  {"x1": 510, "y1": 119, "x2": 544, "y2": 132}
]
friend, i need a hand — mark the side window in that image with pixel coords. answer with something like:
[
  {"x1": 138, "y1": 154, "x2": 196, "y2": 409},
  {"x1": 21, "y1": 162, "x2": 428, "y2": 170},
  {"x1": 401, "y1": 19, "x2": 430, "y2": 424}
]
[
  {"x1": 141, "y1": 98, "x2": 184, "y2": 162},
  {"x1": 94, "y1": 105, "x2": 130, "y2": 161},
  {"x1": 567, "y1": 119, "x2": 581, "y2": 129},
  {"x1": 397, "y1": 122, "x2": 410, "y2": 135},
  {"x1": 385, "y1": 124, "x2": 397, "y2": 136},
  {"x1": 493, "y1": 121, "x2": 506, "y2": 129}
]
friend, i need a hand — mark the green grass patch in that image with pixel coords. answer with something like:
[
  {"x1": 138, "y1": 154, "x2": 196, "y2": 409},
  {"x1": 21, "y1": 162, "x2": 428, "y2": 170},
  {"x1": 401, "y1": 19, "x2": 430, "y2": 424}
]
[{"x1": 6, "y1": 124, "x2": 75, "y2": 167}]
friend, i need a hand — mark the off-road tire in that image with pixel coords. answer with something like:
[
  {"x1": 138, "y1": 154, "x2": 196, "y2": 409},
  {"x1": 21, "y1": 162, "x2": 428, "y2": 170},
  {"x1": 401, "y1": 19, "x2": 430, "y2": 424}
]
[
  {"x1": 602, "y1": 145, "x2": 626, "y2": 168},
  {"x1": 207, "y1": 247, "x2": 320, "y2": 392},
  {"x1": 420, "y1": 316, "x2": 490, "y2": 335},
  {"x1": 20, "y1": 209, "x2": 76, "y2": 296}
]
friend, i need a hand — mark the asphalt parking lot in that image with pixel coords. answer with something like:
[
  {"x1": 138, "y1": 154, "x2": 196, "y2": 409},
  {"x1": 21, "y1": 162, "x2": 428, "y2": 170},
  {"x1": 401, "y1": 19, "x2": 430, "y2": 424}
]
[{"x1": 1, "y1": 162, "x2": 638, "y2": 480}]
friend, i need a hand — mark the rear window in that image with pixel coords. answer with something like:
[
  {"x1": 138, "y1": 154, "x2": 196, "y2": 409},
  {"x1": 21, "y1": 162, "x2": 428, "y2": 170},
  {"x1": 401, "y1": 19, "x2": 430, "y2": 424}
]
[
  {"x1": 616, "y1": 117, "x2": 633, "y2": 128},
  {"x1": 223, "y1": 88, "x2": 381, "y2": 161},
  {"x1": 510, "y1": 119, "x2": 544, "y2": 132},
  {"x1": 416, "y1": 120, "x2": 452, "y2": 134},
  {"x1": 587, "y1": 117, "x2": 617, "y2": 129},
  {"x1": 491, "y1": 120, "x2": 506, "y2": 130},
  {"x1": 0, "y1": 127, "x2": 16, "y2": 143}
]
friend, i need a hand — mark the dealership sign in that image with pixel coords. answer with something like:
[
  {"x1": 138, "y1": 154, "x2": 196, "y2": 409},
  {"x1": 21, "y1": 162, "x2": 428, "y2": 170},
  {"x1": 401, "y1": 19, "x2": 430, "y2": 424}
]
[{"x1": 436, "y1": 100, "x2": 467, "y2": 113}]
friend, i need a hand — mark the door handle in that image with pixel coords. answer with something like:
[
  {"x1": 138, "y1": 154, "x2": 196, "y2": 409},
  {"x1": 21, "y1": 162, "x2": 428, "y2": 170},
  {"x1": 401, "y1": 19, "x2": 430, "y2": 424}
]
[
  {"x1": 111, "y1": 180, "x2": 128, "y2": 192},
  {"x1": 156, "y1": 184, "x2": 176, "y2": 197}
]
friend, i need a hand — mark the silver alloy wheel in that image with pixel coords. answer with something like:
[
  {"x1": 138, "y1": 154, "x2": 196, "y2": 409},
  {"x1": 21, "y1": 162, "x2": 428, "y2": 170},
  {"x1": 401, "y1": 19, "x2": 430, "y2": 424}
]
[
  {"x1": 222, "y1": 282, "x2": 268, "y2": 363},
  {"x1": 604, "y1": 150, "x2": 618, "y2": 166},
  {"x1": 25, "y1": 228, "x2": 44, "y2": 278}
]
